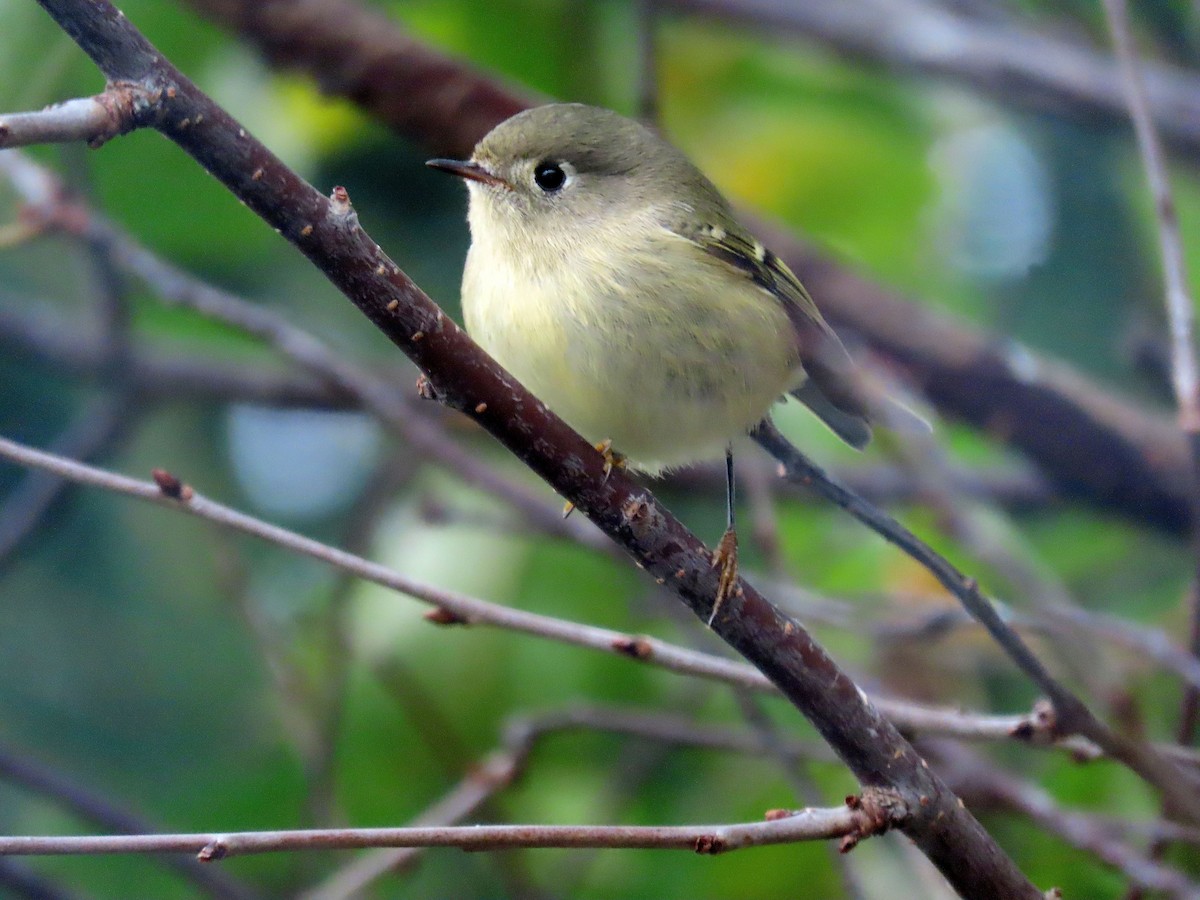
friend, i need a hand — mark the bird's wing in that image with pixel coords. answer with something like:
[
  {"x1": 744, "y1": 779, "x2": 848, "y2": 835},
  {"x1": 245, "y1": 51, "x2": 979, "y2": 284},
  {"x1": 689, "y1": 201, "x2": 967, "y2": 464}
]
[{"x1": 680, "y1": 221, "x2": 872, "y2": 437}]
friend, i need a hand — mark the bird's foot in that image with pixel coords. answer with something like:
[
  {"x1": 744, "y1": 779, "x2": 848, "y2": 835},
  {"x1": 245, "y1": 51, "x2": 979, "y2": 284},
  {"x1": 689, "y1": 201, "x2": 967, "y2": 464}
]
[
  {"x1": 563, "y1": 440, "x2": 628, "y2": 518},
  {"x1": 708, "y1": 528, "x2": 740, "y2": 626},
  {"x1": 595, "y1": 439, "x2": 627, "y2": 482}
]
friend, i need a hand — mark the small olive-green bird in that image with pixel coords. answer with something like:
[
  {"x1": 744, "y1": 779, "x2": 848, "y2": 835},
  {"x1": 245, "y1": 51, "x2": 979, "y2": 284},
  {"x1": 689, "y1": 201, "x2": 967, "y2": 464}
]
[{"x1": 429, "y1": 103, "x2": 881, "y2": 619}]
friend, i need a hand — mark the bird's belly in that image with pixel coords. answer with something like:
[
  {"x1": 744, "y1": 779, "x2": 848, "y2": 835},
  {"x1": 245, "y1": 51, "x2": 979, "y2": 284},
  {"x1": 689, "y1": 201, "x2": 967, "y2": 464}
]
[{"x1": 462, "y1": 247, "x2": 797, "y2": 473}]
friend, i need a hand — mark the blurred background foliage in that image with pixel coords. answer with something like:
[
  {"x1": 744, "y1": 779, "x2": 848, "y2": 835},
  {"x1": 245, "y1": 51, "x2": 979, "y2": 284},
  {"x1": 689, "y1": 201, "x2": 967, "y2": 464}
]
[{"x1": 1, "y1": 0, "x2": 1199, "y2": 897}]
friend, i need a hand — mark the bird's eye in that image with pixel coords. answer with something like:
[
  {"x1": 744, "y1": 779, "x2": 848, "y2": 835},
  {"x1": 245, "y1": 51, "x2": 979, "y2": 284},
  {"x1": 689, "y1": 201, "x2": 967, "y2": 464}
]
[{"x1": 533, "y1": 162, "x2": 567, "y2": 193}]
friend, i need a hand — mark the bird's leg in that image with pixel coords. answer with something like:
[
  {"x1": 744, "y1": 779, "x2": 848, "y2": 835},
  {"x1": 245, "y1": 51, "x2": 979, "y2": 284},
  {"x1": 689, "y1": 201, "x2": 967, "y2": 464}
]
[
  {"x1": 563, "y1": 439, "x2": 628, "y2": 517},
  {"x1": 709, "y1": 446, "x2": 739, "y2": 626}
]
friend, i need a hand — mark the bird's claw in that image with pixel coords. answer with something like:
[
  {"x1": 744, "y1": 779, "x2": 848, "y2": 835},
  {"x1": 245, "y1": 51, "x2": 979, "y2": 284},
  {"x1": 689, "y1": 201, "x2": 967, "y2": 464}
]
[
  {"x1": 708, "y1": 528, "x2": 740, "y2": 626},
  {"x1": 595, "y1": 439, "x2": 626, "y2": 482}
]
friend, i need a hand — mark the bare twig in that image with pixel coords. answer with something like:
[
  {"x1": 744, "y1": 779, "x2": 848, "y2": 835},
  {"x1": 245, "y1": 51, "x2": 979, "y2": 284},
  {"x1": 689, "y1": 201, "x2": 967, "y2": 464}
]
[
  {"x1": 636, "y1": 0, "x2": 660, "y2": 124},
  {"x1": 0, "y1": 858, "x2": 82, "y2": 900},
  {"x1": 1102, "y1": 0, "x2": 1200, "y2": 435},
  {"x1": 300, "y1": 734, "x2": 532, "y2": 899},
  {"x1": 0, "y1": 94, "x2": 142, "y2": 148},
  {"x1": 0, "y1": 305, "x2": 362, "y2": 408},
  {"x1": 302, "y1": 452, "x2": 419, "y2": 830},
  {"x1": 0, "y1": 806, "x2": 884, "y2": 859},
  {"x1": 733, "y1": 690, "x2": 869, "y2": 898},
  {"x1": 740, "y1": 456, "x2": 789, "y2": 577},
  {"x1": 181, "y1": 0, "x2": 1200, "y2": 537},
  {"x1": 664, "y1": 0, "x2": 1200, "y2": 160},
  {"x1": 872, "y1": 598, "x2": 1200, "y2": 698},
  {"x1": 305, "y1": 701, "x2": 829, "y2": 898}
]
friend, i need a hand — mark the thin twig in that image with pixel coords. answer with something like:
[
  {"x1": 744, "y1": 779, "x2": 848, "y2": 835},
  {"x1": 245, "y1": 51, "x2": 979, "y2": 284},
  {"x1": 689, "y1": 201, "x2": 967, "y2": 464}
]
[
  {"x1": 0, "y1": 394, "x2": 136, "y2": 570},
  {"x1": 0, "y1": 807, "x2": 879, "y2": 859},
  {"x1": 753, "y1": 419, "x2": 1200, "y2": 821},
  {"x1": 1102, "y1": 0, "x2": 1200, "y2": 434},
  {"x1": 0, "y1": 304, "x2": 365, "y2": 408},
  {"x1": 636, "y1": 0, "x2": 660, "y2": 124},
  {"x1": 0, "y1": 94, "x2": 137, "y2": 148},
  {"x1": 733, "y1": 689, "x2": 869, "y2": 898},
  {"x1": 300, "y1": 739, "x2": 531, "y2": 899},
  {"x1": 660, "y1": 0, "x2": 1200, "y2": 160},
  {"x1": 0, "y1": 858, "x2": 83, "y2": 900}
]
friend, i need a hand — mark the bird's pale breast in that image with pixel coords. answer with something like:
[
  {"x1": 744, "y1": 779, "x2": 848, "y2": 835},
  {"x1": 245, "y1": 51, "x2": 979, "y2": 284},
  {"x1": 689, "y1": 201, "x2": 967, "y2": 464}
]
[{"x1": 462, "y1": 210, "x2": 798, "y2": 474}]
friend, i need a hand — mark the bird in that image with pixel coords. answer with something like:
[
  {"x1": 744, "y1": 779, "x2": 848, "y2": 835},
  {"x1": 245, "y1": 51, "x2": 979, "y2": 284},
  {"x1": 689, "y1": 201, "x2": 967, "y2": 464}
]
[{"x1": 428, "y1": 103, "x2": 880, "y2": 624}]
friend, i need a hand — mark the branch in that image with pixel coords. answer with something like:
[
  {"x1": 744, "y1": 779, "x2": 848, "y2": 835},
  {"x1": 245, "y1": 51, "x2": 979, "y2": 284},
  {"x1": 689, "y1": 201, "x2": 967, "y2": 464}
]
[
  {"x1": 870, "y1": 597, "x2": 1200, "y2": 699},
  {"x1": 300, "y1": 736, "x2": 531, "y2": 899},
  {"x1": 0, "y1": 305, "x2": 363, "y2": 409},
  {"x1": 1100, "y1": 2, "x2": 1200, "y2": 434},
  {"x1": 0, "y1": 808, "x2": 883, "y2": 859},
  {"x1": 43, "y1": 0, "x2": 1179, "y2": 823},
  {"x1": 0, "y1": 394, "x2": 136, "y2": 571},
  {"x1": 753, "y1": 420, "x2": 1200, "y2": 821},
  {"x1": 0, "y1": 701, "x2": 901, "y2": 878},
  {"x1": 304, "y1": 703, "x2": 831, "y2": 899},
  {"x1": 0, "y1": 94, "x2": 140, "y2": 148},
  {"x1": 0, "y1": 858, "x2": 81, "y2": 900}
]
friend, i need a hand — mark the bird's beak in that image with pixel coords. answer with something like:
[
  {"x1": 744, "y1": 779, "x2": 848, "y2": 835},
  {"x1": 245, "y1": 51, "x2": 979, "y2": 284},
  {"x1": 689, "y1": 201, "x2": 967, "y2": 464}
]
[{"x1": 426, "y1": 158, "x2": 511, "y2": 189}]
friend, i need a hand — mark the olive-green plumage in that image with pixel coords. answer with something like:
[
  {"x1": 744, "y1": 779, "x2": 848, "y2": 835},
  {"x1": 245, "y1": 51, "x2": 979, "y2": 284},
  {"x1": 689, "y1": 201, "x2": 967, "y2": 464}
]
[{"x1": 434, "y1": 103, "x2": 872, "y2": 473}]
